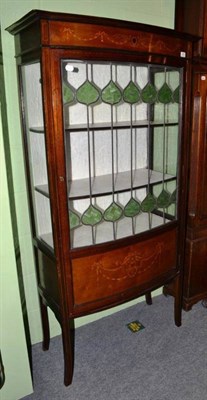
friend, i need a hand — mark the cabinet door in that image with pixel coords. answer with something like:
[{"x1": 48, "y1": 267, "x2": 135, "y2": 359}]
[
  {"x1": 61, "y1": 59, "x2": 182, "y2": 249},
  {"x1": 188, "y1": 72, "x2": 207, "y2": 224}
]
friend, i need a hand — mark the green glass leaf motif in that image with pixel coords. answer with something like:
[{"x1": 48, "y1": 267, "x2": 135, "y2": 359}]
[
  {"x1": 69, "y1": 210, "x2": 81, "y2": 230},
  {"x1": 170, "y1": 189, "x2": 177, "y2": 204},
  {"x1": 63, "y1": 82, "x2": 74, "y2": 104},
  {"x1": 124, "y1": 198, "x2": 141, "y2": 217},
  {"x1": 102, "y1": 81, "x2": 122, "y2": 105},
  {"x1": 123, "y1": 81, "x2": 140, "y2": 104},
  {"x1": 173, "y1": 86, "x2": 180, "y2": 103},
  {"x1": 104, "y1": 202, "x2": 123, "y2": 222},
  {"x1": 157, "y1": 189, "x2": 171, "y2": 208},
  {"x1": 158, "y1": 83, "x2": 173, "y2": 104},
  {"x1": 141, "y1": 193, "x2": 157, "y2": 212},
  {"x1": 76, "y1": 81, "x2": 99, "y2": 105},
  {"x1": 141, "y1": 83, "x2": 157, "y2": 104},
  {"x1": 81, "y1": 205, "x2": 102, "y2": 226}
]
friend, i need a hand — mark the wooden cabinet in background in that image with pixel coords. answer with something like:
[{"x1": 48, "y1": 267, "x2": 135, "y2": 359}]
[
  {"x1": 183, "y1": 64, "x2": 207, "y2": 309},
  {"x1": 175, "y1": 0, "x2": 207, "y2": 58},
  {"x1": 164, "y1": 1, "x2": 207, "y2": 310},
  {"x1": 7, "y1": 10, "x2": 196, "y2": 385}
]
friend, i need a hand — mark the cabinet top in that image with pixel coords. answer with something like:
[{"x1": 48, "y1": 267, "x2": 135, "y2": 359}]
[
  {"x1": 6, "y1": 9, "x2": 198, "y2": 40},
  {"x1": 6, "y1": 9, "x2": 199, "y2": 63}
]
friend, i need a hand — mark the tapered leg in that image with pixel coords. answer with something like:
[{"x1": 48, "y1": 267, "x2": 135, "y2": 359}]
[
  {"x1": 201, "y1": 298, "x2": 207, "y2": 308},
  {"x1": 39, "y1": 297, "x2": 50, "y2": 351},
  {"x1": 162, "y1": 285, "x2": 169, "y2": 297},
  {"x1": 61, "y1": 319, "x2": 74, "y2": 386},
  {"x1": 145, "y1": 292, "x2": 152, "y2": 305},
  {"x1": 174, "y1": 275, "x2": 182, "y2": 327}
]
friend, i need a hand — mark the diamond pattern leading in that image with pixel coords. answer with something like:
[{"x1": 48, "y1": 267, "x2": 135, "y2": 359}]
[
  {"x1": 76, "y1": 80, "x2": 100, "y2": 105},
  {"x1": 102, "y1": 81, "x2": 122, "y2": 105}
]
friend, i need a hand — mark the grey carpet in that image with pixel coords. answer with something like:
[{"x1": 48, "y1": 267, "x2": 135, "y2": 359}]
[{"x1": 22, "y1": 295, "x2": 207, "y2": 400}]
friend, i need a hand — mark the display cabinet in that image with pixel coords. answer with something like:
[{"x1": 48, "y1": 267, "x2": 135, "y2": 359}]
[
  {"x1": 7, "y1": 10, "x2": 196, "y2": 385},
  {"x1": 164, "y1": 0, "x2": 207, "y2": 310}
]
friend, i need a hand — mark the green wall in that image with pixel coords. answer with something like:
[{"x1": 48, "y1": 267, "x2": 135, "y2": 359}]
[
  {"x1": 0, "y1": 1, "x2": 175, "y2": 398},
  {"x1": 0, "y1": 57, "x2": 33, "y2": 399}
]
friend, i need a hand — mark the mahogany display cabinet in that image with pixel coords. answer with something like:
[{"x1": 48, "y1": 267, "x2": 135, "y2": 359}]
[
  {"x1": 164, "y1": 0, "x2": 207, "y2": 310},
  {"x1": 7, "y1": 10, "x2": 197, "y2": 385}
]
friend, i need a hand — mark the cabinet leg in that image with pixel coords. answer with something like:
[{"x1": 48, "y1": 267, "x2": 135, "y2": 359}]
[
  {"x1": 145, "y1": 292, "x2": 152, "y2": 305},
  {"x1": 40, "y1": 298, "x2": 50, "y2": 351},
  {"x1": 201, "y1": 298, "x2": 207, "y2": 308},
  {"x1": 61, "y1": 319, "x2": 74, "y2": 386},
  {"x1": 174, "y1": 275, "x2": 182, "y2": 327}
]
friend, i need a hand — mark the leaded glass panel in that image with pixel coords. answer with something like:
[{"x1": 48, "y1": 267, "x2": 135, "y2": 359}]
[{"x1": 61, "y1": 60, "x2": 182, "y2": 249}]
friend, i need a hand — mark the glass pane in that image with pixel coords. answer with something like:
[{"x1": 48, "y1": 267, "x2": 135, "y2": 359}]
[
  {"x1": 21, "y1": 63, "x2": 53, "y2": 249},
  {"x1": 157, "y1": 82, "x2": 173, "y2": 103},
  {"x1": 62, "y1": 61, "x2": 181, "y2": 248},
  {"x1": 103, "y1": 202, "x2": 123, "y2": 222},
  {"x1": 124, "y1": 198, "x2": 141, "y2": 217},
  {"x1": 76, "y1": 80, "x2": 100, "y2": 105},
  {"x1": 123, "y1": 81, "x2": 140, "y2": 104},
  {"x1": 141, "y1": 82, "x2": 157, "y2": 103},
  {"x1": 102, "y1": 81, "x2": 122, "y2": 104},
  {"x1": 81, "y1": 204, "x2": 102, "y2": 226}
]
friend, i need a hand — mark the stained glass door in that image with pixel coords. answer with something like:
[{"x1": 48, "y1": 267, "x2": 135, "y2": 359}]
[{"x1": 61, "y1": 60, "x2": 181, "y2": 249}]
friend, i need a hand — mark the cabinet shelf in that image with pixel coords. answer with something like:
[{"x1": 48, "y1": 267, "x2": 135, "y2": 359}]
[
  {"x1": 30, "y1": 120, "x2": 178, "y2": 134},
  {"x1": 35, "y1": 168, "x2": 176, "y2": 200}
]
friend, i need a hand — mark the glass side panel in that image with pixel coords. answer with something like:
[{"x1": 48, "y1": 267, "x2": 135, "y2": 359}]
[
  {"x1": 61, "y1": 61, "x2": 181, "y2": 249},
  {"x1": 21, "y1": 63, "x2": 53, "y2": 250},
  {"x1": 152, "y1": 69, "x2": 180, "y2": 219}
]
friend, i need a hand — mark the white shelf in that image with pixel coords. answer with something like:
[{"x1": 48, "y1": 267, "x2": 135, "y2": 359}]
[
  {"x1": 30, "y1": 120, "x2": 178, "y2": 134},
  {"x1": 69, "y1": 169, "x2": 175, "y2": 199},
  {"x1": 35, "y1": 168, "x2": 176, "y2": 200},
  {"x1": 40, "y1": 232, "x2": 54, "y2": 249}
]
